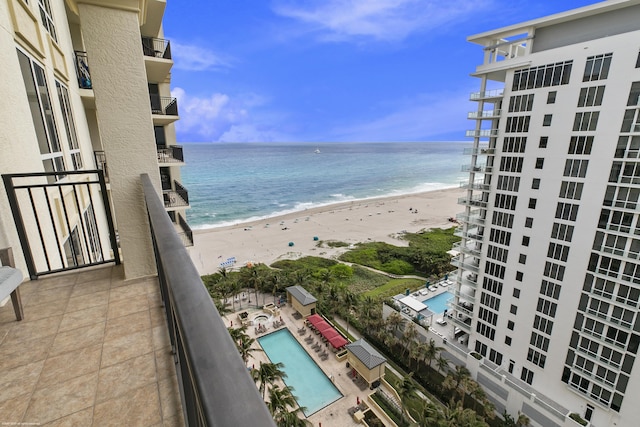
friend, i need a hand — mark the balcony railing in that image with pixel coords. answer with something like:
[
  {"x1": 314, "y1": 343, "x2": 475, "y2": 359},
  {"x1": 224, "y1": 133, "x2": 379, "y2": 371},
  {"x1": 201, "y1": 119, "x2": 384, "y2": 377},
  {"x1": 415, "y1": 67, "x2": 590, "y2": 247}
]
[
  {"x1": 157, "y1": 145, "x2": 185, "y2": 163},
  {"x1": 177, "y1": 213, "x2": 194, "y2": 247},
  {"x1": 150, "y1": 95, "x2": 179, "y2": 116},
  {"x1": 465, "y1": 129, "x2": 499, "y2": 138},
  {"x1": 456, "y1": 211, "x2": 485, "y2": 226},
  {"x1": 467, "y1": 110, "x2": 501, "y2": 119},
  {"x1": 451, "y1": 256, "x2": 480, "y2": 273},
  {"x1": 460, "y1": 180, "x2": 490, "y2": 191},
  {"x1": 2, "y1": 170, "x2": 120, "y2": 278},
  {"x1": 469, "y1": 88, "x2": 504, "y2": 100},
  {"x1": 461, "y1": 163, "x2": 493, "y2": 173},
  {"x1": 463, "y1": 146, "x2": 495, "y2": 155},
  {"x1": 74, "y1": 51, "x2": 92, "y2": 89},
  {"x1": 163, "y1": 180, "x2": 189, "y2": 208},
  {"x1": 142, "y1": 36, "x2": 172, "y2": 59},
  {"x1": 94, "y1": 150, "x2": 109, "y2": 182},
  {"x1": 141, "y1": 174, "x2": 276, "y2": 426}
]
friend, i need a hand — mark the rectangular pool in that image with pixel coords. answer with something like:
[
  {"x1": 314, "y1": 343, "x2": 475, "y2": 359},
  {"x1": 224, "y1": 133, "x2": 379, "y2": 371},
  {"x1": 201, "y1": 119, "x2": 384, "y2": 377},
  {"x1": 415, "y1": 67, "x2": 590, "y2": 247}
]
[
  {"x1": 424, "y1": 291, "x2": 453, "y2": 314},
  {"x1": 258, "y1": 328, "x2": 342, "y2": 416}
]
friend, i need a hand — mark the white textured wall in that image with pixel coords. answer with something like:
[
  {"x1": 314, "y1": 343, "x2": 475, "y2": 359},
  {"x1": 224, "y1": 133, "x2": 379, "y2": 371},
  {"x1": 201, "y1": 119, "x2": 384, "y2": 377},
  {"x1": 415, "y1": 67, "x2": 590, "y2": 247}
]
[{"x1": 78, "y1": 3, "x2": 162, "y2": 279}]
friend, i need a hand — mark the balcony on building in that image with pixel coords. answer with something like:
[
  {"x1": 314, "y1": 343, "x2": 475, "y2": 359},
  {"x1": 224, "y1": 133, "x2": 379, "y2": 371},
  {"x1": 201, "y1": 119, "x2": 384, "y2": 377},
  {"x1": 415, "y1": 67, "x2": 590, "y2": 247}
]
[
  {"x1": 0, "y1": 172, "x2": 275, "y2": 426},
  {"x1": 451, "y1": 255, "x2": 480, "y2": 274},
  {"x1": 176, "y1": 212, "x2": 194, "y2": 247},
  {"x1": 460, "y1": 179, "x2": 490, "y2": 192},
  {"x1": 163, "y1": 180, "x2": 189, "y2": 209},
  {"x1": 456, "y1": 210, "x2": 485, "y2": 227},
  {"x1": 142, "y1": 36, "x2": 173, "y2": 82},
  {"x1": 457, "y1": 194, "x2": 488, "y2": 209},
  {"x1": 454, "y1": 226, "x2": 484, "y2": 242},
  {"x1": 450, "y1": 271, "x2": 479, "y2": 289},
  {"x1": 74, "y1": 51, "x2": 95, "y2": 109},
  {"x1": 469, "y1": 88, "x2": 504, "y2": 101},
  {"x1": 157, "y1": 145, "x2": 185, "y2": 165},
  {"x1": 463, "y1": 146, "x2": 495, "y2": 156},
  {"x1": 467, "y1": 110, "x2": 501, "y2": 120},
  {"x1": 461, "y1": 163, "x2": 493, "y2": 174},
  {"x1": 465, "y1": 129, "x2": 499, "y2": 138},
  {"x1": 452, "y1": 241, "x2": 481, "y2": 258},
  {"x1": 150, "y1": 95, "x2": 179, "y2": 125}
]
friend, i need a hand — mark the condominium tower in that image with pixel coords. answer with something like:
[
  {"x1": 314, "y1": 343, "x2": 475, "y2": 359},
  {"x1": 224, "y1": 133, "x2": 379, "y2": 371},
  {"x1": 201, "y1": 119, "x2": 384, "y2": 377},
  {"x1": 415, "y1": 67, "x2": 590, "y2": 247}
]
[{"x1": 452, "y1": 1, "x2": 640, "y2": 426}]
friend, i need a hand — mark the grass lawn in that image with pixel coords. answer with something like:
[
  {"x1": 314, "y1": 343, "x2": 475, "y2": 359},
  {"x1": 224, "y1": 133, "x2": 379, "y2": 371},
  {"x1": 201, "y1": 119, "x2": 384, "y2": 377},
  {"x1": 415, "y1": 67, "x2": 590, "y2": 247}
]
[{"x1": 363, "y1": 278, "x2": 424, "y2": 299}]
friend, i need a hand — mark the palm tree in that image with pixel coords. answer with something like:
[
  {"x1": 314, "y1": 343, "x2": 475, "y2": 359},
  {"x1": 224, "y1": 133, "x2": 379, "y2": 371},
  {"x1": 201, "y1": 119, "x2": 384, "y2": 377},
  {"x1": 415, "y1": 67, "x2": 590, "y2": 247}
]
[
  {"x1": 343, "y1": 290, "x2": 359, "y2": 337},
  {"x1": 443, "y1": 365, "x2": 472, "y2": 401},
  {"x1": 397, "y1": 373, "x2": 418, "y2": 423},
  {"x1": 274, "y1": 409, "x2": 310, "y2": 427},
  {"x1": 386, "y1": 311, "x2": 405, "y2": 335},
  {"x1": 424, "y1": 338, "x2": 443, "y2": 368},
  {"x1": 401, "y1": 322, "x2": 418, "y2": 358},
  {"x1": 237, "y1": 334, "x2": 261, "y2": 364},
  {"x1": 267, "y1": 384, "x2": 298, "y2": 416},
  {"x1": 252, "y1": 361, "x2": 287, "y2": 399},
  {"x1": 436, "y1": 355, "x2": 450, "y2": 374}
]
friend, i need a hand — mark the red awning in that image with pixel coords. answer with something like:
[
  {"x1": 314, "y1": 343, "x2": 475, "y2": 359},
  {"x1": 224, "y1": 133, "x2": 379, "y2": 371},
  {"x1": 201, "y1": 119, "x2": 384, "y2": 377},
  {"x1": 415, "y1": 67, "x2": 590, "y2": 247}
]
[
  {"x1": 306, "y1": 314, "x2": 323, "y2": 325},
  {"x1": 315, "y1": 321, "x2": 332, "y2": 332},
  {"x1": 328, "y1": 334, "x2": 348, "y2": 349},
  {"x1": 322, "y1": 329, "x2": 340, "y2": 340}
]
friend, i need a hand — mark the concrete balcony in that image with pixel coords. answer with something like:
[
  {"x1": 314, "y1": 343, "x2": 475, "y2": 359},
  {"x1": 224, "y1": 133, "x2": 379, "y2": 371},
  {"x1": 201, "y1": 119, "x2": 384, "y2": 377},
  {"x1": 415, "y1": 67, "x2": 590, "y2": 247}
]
[
  {"x1": 469, "y1": 88, "x2": 504, "y2": 101},
  {"x1": 465, "y1": 129, "x2": 499, "y2": 138},
  {"x1": 467, "y1": 110, "x2": 501, "y2": 119},
  {"x1": 0, "y1": 265, "x2": 184, "y2": 425},
  {"x1": 463, "y1": 146, "x2": 495, "y2": 155}
]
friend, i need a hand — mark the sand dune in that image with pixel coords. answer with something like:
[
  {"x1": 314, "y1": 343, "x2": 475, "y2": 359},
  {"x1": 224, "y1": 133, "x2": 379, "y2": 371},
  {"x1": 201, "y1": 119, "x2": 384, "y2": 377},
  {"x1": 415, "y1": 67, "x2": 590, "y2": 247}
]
[{"x1": 189, "y1": 187, "x2": 463, "y2": 275}]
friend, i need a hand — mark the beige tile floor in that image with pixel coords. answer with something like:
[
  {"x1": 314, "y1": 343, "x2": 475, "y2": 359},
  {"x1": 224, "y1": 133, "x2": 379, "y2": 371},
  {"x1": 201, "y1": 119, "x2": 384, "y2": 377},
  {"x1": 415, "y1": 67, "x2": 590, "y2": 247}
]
[{"x1": 0, "y1": 265, "x2": 184, "y2": 426}]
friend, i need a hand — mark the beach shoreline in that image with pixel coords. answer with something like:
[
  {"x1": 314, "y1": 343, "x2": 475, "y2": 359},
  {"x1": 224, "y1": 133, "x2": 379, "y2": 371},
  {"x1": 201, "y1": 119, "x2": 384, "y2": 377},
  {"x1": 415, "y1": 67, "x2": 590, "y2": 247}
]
[{"x1": 189, "y1": 187, "x2": 463, "y2": 275}]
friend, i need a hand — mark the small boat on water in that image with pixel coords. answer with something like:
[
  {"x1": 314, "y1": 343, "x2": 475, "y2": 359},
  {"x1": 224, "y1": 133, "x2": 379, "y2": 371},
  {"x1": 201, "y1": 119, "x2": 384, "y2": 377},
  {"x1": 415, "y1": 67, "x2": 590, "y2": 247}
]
[{"x1": 314, "y1": 147, "x2": 320, "y2": 154}]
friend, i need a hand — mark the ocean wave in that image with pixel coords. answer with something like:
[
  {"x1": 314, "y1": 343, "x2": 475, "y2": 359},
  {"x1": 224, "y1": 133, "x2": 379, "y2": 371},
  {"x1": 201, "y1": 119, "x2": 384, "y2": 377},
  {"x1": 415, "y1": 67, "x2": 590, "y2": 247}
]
[{"x1": 190, "y1": 182, "x2": 457, "y2": 230}]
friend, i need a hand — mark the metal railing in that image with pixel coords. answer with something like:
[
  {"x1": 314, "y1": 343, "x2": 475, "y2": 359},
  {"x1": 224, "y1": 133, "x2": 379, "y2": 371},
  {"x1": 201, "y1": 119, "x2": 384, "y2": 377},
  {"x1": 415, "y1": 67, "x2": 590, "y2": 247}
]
[
  {"x1": 94, "y1": 151, "x2": 109, "y2": 182},
  {"x1": 163, "y1": 180, "x2": 190, "y2": 208},
  {"x1": 2, "y1": 170, "x2": 120, "y2": 279},
  {"x1": 157, "y1": 145, "x2": 185, "y2": 163},
  {"x1": 74, "y1": 51, "x2": 92, "y2": 89},
  {"x1": 141, "y1": 174, "x2": 275, "y2": 426},
  {"x1": 150, "y1": 95, "x2": 179, "y2": 116},
  {"x1": 177, "y1": 213, "x2": 193, "y2": 247},
  {"x1": 142, "y1": 36, "x2": 172, "y2": 59}
]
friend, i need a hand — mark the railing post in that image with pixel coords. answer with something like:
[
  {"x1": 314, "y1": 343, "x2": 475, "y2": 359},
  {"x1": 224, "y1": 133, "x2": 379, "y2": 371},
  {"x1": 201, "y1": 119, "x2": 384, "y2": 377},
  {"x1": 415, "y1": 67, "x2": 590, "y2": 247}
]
[{"x1": 2, "y1": 175, "x2": 38, "y2": 279}]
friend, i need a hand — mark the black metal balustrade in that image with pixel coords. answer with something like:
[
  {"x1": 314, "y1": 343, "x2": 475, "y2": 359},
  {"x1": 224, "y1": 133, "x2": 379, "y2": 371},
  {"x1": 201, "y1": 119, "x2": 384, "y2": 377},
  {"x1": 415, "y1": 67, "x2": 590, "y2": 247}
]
[
  {"x1": 141, "y1": 174, "x2": 275, "y2": 426},
  {"x1": 150, "y1": 94, "x2": 179, "y2": 116},
  {"x1": 2, "y1": 170, "x2": 120, "y2": 279},
  {"x1": 74, "y1": 51, "x2": 92, "y2": 89},
  {"x1": 94, "y1": 151, "x2": 109, "y2": 182},
  {"x1": 177, "y1": 213, "x2": 193, "y2": 247},
  {"x1": 163, "y1": 180, "x2": 189, "y2": 208},
  {"x1": 142, "y1": 36, "x2": 172, "y2": 59},
  {"x1": 157, "y1": 145, "x2": 184, "y2": 163}
]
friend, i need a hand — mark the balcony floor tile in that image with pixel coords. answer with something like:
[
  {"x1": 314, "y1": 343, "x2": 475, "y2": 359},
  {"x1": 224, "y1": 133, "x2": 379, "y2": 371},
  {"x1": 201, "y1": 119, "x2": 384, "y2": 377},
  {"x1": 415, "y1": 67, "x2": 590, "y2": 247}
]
[{"x1": 0, "y1": 265, "x2": 184, "y2": 426}]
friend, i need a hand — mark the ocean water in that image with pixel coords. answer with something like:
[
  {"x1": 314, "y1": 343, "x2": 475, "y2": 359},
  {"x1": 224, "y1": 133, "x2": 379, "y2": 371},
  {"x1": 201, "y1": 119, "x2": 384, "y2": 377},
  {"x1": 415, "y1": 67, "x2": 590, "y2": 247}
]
[{"x1": 181, "y1": 142, "x2": 470, "y2": 229}]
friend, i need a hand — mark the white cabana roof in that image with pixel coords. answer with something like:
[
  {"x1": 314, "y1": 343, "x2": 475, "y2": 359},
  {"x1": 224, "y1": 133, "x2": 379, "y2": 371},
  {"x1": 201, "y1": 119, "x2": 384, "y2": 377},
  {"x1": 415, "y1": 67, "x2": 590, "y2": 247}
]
[{"x1": 399, "y1": 295, "x2": 427, "y2": 312}]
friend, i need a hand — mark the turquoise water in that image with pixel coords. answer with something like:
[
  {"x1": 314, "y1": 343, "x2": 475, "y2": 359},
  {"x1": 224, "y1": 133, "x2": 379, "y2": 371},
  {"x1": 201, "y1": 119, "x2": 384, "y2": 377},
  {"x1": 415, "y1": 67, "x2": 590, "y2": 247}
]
[
  {"x1": 424, "y1": 291, "x2": 453, "y2": 314},
  {"x1": 258, "y1": 328, "x2": 342, "y2": 416},
  {"x1": 181, "y1": 142, "x2": 469, "y2": 229}
]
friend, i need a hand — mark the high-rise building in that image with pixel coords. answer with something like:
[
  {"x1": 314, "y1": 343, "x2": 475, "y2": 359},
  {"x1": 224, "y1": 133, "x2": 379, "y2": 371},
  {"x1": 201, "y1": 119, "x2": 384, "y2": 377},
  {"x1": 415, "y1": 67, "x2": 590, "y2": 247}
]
[
  {"x1": 0, "y1": 0, "x2": 192, "y2": 280},
  {"x1": 453, "y1": 1, "x2": 640, "y2": 426}
]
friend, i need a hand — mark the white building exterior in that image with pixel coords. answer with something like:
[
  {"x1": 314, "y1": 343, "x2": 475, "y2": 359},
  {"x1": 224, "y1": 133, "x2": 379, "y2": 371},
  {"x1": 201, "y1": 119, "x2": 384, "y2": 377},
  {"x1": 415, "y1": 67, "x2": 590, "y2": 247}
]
[
  {"x1": 0, "y1": 0, "x2": 189, "y2": 280},
  {"x1": 452, "y1": 1, "x2": 640, "y2": 426}
]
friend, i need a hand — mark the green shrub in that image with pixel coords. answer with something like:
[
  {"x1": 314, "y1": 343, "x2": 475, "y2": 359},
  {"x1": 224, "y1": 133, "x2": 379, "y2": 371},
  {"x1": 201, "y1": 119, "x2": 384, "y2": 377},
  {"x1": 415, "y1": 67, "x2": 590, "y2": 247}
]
[{"x1": 569, "y1": 413, "x2": 588, "y2": 426}]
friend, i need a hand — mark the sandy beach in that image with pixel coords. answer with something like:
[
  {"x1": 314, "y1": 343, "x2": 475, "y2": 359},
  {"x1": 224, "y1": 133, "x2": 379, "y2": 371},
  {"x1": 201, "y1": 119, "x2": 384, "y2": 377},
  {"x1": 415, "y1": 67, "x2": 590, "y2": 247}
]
[{"x1": 189, "y1": 187, "x2": 463, "y2": 275}]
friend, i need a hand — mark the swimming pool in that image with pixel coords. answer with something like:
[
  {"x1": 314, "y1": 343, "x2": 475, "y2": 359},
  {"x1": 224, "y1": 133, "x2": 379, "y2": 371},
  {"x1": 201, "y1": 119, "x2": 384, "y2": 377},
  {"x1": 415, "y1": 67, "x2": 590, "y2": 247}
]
[
  {"x1": 258, "y1": 328, "x2": 342, "y2": 416},
  {"x1": 424, "y1": 291, "x2": 453, "y2": 314}
]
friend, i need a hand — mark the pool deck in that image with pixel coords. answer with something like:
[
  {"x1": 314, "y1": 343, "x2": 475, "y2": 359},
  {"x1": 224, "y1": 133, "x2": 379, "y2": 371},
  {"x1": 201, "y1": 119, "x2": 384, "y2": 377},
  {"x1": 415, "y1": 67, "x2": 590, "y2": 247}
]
[{"x1": 225, "y1": 300, "x2": 374, "y2": 426}]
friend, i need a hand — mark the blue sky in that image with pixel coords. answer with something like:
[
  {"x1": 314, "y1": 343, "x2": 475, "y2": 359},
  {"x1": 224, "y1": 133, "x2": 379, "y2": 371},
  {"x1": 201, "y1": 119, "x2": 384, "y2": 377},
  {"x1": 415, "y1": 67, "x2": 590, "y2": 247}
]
[{"x1": 164, "y1": 0, "x2": 602, "y2": 143}]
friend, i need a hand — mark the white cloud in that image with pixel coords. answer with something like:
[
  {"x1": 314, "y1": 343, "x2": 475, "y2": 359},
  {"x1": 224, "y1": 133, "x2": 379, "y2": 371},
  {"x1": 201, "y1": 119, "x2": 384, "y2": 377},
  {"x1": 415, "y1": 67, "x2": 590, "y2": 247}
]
[
  {"x1": 330, "y1": 90, "x2": 473, "y2": 141},
  {"x1": 170, "y1": 41, "x2": 231, "y2": 71},
  {"x1": 172, "y1": 88, "x2": 290, "y2": 142},
  {"x1": 272, "y1": 0, "x2": 489, "y2": 42}
]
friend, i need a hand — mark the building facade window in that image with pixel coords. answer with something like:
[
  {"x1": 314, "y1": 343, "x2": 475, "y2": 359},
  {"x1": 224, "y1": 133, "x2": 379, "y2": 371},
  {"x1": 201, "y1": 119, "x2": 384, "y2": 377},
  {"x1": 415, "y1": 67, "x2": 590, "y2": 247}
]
[
  {"x1": 38, "y1": 0, "x2": 57, "y2": 42},
  {"x1": 583, "y1": 53, "x2": 613, "y2": 82},
  {"x1": 17, "y1": 49, "x2": 65, "y2": 180},
  {"x1": 547, "y1": 91, "x2": 557, "y2": 104},
  {"x1": 56, "y1": 81, "x2": 82, "y2": 170},
  {"x1": 539, "y1": 136, "x2": 548, "y2": 148},
  {"x1": 543, "y1": 114, "x2": 553, "y2": 126}
]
